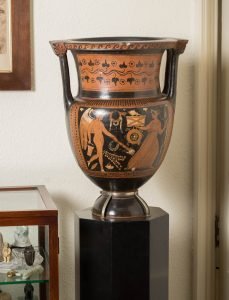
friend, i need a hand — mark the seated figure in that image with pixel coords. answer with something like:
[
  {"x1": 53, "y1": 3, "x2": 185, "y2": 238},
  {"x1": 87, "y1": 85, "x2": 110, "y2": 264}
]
[{"x1": 13, "y1": 226, "x2": 31, "y2": 248}]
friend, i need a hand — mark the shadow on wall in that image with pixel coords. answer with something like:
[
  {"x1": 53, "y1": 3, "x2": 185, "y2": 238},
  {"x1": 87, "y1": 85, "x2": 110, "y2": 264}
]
[
  {"x1": 155, "y1": 59, "x2": 194, "y2": 202},
  {"x1": 157, "y1": 59, "x2": 194, "y2": 300}
]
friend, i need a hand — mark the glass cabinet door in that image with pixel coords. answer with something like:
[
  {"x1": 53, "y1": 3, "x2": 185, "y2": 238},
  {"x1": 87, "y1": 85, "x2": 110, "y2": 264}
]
[
  {"x1": 0, "y1": 186, "x2": 58, "y2": 300},
  {"x1": 0, "y1": 225, "x2": 50, "y2": 299}
]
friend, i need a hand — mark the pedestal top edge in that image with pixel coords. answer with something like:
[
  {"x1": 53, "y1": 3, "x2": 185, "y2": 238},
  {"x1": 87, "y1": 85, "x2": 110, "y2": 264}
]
[{"x1": 75, "y1": 207, "x2": 168, "y2": 222}]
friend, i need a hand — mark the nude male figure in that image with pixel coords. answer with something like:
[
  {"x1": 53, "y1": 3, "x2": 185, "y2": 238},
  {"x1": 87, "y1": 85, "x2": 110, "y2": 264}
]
[{"x1": 87, "y1": 115, "x2": 134, "y2": 171}]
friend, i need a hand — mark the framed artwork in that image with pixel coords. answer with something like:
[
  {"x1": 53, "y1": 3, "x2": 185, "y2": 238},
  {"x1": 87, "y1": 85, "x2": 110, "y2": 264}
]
[{"x1": 0, "y1": 0, "x2": 31, "y2": 90}]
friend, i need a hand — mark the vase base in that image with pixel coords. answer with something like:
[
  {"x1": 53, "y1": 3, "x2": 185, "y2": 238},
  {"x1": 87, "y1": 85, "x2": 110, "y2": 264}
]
[{"x1": 92, "y1": 191, "x2": 150, "y2": 220}]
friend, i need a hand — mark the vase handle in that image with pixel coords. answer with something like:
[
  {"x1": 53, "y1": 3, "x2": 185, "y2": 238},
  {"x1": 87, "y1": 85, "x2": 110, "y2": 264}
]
[
  {"x1": 59, "y1": 54, "x2": 75, "y2": 110},
  {"x1": 50, "y1": 41, "x2": 75, "y2": 110},
  {"x1": 162, "y1": 48, "x2": 180, "y2": 100}
]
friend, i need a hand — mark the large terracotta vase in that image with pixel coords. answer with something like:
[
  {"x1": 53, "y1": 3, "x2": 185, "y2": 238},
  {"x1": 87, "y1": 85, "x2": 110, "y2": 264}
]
[{"x1": 50, "y1": 37, "x2": 187, "y2": 219}]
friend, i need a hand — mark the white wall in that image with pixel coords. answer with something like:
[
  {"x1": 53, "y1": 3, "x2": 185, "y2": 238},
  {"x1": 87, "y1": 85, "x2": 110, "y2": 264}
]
[{"x1": 0, "y1": 0, "x2": 198, "y2": 299}]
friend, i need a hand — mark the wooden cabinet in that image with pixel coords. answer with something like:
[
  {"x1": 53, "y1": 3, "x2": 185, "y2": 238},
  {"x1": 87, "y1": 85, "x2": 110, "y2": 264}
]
[{"x1": 0, "y1": 186, "x2": 59, "y2": 300}]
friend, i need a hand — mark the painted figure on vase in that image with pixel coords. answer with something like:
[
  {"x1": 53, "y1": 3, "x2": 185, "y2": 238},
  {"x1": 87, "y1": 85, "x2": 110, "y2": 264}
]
[
  {"x1": 78, "y1": 105, "x2": 170, "y2": 174},
  {"x1": 80, "y1": 109, "x2": 135, "y2": 172},
  {"x1": 128, "y1": 110, "x2": 167, "y2": 170}
]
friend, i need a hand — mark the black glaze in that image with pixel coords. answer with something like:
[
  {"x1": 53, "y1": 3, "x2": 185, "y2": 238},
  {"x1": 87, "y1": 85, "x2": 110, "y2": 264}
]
[
  {"x1": 59, "y1": 55, "x2": 74, "y2": 110},
  {"x1": 76, "y1": 207, "x2": 169, "y2": 300},
  {"x1": 80, "y1": 89, "x2": 161, "y2": 99},
  {"x1": 93, "y1": 192, "x2": 147, "y2": 218},
  {"x1": 162, "y1": 49, "x2": 179, "y2": 100},
  {"x1": 87, "y1": 175, "x2": 151, "y2": 192},
  {"x1": 85, "y1": 171, "x2": 152, "y2": 218}
]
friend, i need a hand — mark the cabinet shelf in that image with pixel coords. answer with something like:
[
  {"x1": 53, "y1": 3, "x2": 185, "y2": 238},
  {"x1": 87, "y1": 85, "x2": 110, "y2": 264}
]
[
  {"x1": 0, "y1": 246, "x2": 49, "y2": 286},
  {"x1": 0, "y1": 272, "x2": 49, "y2": 285}
]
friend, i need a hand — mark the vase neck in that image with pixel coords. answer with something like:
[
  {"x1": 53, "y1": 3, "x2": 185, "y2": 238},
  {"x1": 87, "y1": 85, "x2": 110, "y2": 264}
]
[{"x1": 73, "y1": 51, "x2": 164, "y2": 99}]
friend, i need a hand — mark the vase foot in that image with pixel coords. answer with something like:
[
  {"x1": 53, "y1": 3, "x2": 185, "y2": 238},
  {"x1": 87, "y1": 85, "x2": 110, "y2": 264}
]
[{"x1": 92, "y1": 191, "x2": 150, "y2": 219}]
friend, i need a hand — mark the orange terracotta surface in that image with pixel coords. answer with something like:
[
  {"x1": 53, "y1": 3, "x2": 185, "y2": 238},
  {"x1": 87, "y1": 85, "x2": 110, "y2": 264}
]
[{"x1": 76, "y1": 53, "x2": 163, "y2": 93}]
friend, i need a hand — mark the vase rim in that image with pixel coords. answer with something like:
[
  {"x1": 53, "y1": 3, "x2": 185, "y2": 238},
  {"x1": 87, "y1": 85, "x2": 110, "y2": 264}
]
[
  {"x1": 50, "y1": 36, "x2": 188, "y2": 56},
  {"x1": 64, "y1": 36, "x2": 187, "y2": 43}
]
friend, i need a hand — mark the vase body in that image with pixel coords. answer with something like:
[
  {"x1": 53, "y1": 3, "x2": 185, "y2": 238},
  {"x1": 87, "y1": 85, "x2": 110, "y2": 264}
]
[{"x1": 50, "y1": 37, "x2": 187, "y2": 219}]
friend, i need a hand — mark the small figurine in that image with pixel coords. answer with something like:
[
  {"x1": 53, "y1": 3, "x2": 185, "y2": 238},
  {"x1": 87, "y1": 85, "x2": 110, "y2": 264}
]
[
  {"x1": 2, "y1": 243, "x2": 11, "y2": 263},
  {"x1": 24, "y1": 246, "x2": 35, "y2": 266},
  {"x1": 13, "y1": 226, "x2": 31, "y2": 248},
  {"x1": 0, "y1": 290, "x2": 12, "y2": 300},
  {"x1": 0, "y1": 233, "x2": 3, "y2": 262},
  {"x1": 24, "y1": 283, "x2": 34, "y2": 300},
  {"x1": 6, "y1": 270, "x2": 16, "y2": 278},
  {"x1": 22, "y1": 265, "x2": 44, "y2": 280}
]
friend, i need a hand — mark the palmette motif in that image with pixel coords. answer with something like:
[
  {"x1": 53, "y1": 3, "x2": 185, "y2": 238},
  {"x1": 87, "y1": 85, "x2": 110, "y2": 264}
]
[{"x1": 77, "y1": 53, "x2": 161, "y2": 92}]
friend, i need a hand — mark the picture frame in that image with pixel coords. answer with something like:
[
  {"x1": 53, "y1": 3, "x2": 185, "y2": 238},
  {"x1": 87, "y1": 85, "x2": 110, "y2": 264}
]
[{"x1": 0, "y1": 0, "x2": 31, "y2": 90}]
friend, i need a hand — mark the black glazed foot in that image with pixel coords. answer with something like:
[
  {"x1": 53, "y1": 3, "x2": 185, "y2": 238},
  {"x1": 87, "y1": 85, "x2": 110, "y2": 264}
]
[{"x1": 92, "y1": 190, "x2": 150, "y2": 219}]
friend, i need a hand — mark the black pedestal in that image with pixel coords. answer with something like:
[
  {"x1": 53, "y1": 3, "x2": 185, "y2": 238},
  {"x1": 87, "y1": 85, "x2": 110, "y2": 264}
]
[{"x1": 76, "y1": 207, "x2": 169, "y2": 300}]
